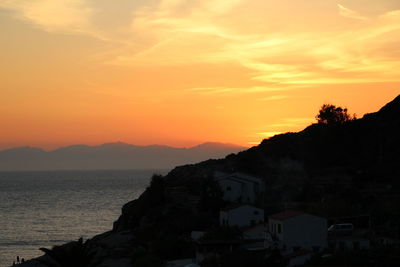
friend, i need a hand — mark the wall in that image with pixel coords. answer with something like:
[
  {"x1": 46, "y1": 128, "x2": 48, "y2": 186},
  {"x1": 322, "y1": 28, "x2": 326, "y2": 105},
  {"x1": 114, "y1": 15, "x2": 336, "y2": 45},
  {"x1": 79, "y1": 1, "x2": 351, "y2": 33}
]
[
  {"x1": 270, "y1": 214, "x2": 327, "y2": 251},
  {"x1": 220, "y1": 205, "x2": 264, "y2": 227},
  {"x1": 283, "y1": 214, "x2": 327, "y2": 251},
  {"x1": 218, "y1": 179, "x2": 243, "y2": 202}
]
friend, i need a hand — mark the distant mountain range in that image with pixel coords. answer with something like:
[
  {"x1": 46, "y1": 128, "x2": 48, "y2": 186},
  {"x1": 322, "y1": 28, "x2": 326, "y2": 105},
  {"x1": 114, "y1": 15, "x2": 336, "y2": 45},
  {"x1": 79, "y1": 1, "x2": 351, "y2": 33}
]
[{"x1": 0, "y1": 142, "x2": 246, "y2": 171}]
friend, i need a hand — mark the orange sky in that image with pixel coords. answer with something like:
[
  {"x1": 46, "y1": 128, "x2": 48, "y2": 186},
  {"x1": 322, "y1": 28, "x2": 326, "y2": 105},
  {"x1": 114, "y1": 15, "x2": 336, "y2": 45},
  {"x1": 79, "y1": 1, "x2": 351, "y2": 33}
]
[{"x1": 1, "y1": 0, "x2": 400, "y2": 150}]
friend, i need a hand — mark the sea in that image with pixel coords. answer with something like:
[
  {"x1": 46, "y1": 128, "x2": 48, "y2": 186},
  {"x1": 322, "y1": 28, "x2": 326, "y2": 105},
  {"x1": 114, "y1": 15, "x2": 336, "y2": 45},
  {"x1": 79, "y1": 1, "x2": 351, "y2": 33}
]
[{"x1": 0, "y1": 170, "x2": 165, "y2": 267}]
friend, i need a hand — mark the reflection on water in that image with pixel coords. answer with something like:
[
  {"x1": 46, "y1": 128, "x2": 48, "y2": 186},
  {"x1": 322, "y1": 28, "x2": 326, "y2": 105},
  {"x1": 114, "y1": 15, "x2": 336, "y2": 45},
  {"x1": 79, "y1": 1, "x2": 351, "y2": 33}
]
[{"x1": 0, "y1": 170, "x2": 161, "y2": 266}]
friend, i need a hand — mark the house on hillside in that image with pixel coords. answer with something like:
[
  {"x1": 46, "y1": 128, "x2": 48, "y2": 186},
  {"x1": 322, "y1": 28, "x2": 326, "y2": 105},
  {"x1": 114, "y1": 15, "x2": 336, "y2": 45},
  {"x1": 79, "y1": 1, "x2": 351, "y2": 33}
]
[
  {"x1": 220, "y1": 204, "x2": 264, "y2": 227},
  {"x1": 214, "y1": 171, "x2": 264, "y2": 203},
  {"x1": 268, "y1": 210, "x2": 327, "y2": 252}
]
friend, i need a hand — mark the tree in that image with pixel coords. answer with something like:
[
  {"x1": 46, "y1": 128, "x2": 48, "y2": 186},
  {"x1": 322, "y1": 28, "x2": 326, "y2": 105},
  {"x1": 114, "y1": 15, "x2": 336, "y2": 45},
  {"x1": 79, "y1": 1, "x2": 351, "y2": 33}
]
[{"x1": 316, "y1": 104, "x2": 356, "y2": 125}]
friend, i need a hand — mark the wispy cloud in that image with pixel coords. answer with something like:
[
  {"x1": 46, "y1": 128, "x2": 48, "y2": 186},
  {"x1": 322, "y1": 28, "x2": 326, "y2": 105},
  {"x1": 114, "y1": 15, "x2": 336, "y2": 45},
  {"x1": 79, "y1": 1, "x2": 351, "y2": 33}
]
[
  {"x1": 187, "y1": 87, "x2": 233, "y2": 95},
  {"x1": 2, "y1": 0, "x2": 400, "y2": 87},
  {"x1": 257, "y1": 95, "x2": 288, "y2": 101},
  {"x1": 186, "y1": 85, "x2": 299, "y2": 96},
  {"x1": 338, "y1": 4, "x2": 367, "y2": 20},
  {"x1": 0, "y1": 0, "x2": 96, "y2": 36},
  {"x1": 264, "y1": 117, "x2": 313, "y2": 130},
  {"x1": 257, "y1": 132, "x2": 282, "y2": 138}
]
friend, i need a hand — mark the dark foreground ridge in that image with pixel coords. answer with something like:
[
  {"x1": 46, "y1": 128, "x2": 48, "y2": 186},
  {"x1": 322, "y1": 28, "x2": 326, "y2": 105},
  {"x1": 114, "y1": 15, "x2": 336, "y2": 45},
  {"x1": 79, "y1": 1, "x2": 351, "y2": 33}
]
[{"x1": 16, "y1": 95, "x2": 400, "y2": 267}]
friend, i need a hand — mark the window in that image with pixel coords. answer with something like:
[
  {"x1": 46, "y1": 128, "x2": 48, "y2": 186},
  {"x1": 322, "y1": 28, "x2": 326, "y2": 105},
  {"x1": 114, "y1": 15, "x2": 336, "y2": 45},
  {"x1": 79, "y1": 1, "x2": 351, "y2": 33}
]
[
  {"x1": 278, "y1": 224, "x2": 282, "y2": 233},
  {"x1": 226, "y1": 186, "x2": 231, "y2": 191},
  {"x1": 254, "y1": 210, "x2": 259, "y2": 215}
]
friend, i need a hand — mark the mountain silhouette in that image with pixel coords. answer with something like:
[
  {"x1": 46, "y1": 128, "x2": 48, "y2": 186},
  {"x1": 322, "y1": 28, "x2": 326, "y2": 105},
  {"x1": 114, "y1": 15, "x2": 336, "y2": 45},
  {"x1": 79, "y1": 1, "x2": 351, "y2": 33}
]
[{"x1": 0, "y1": 142, "x2": 246, "y2": 171}]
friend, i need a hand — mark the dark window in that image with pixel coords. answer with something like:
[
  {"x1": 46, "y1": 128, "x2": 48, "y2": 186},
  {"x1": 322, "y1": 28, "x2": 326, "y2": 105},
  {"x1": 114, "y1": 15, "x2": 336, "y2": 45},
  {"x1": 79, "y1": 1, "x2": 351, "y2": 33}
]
[
  {"x1": 278, "y1": 224, "x2": 282, "y2": 233},
  {"x1": 226, "y1": 186, "x2": 231, "y2": 191},
  {"x1": 254, "y1": 210, "x2": 259, "y2": 215}
]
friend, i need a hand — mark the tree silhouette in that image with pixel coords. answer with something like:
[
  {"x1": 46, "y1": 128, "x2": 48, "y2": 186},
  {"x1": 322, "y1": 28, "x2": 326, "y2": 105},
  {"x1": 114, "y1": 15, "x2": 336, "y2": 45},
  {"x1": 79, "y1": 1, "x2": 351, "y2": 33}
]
[{"x1": 316, "y1": 104, "x2": 356, "y2": 124}]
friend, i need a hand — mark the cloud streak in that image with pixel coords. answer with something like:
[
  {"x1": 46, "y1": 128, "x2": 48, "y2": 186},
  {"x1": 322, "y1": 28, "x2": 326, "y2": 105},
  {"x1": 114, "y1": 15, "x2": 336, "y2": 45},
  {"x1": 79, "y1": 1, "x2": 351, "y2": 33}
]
[
  {"x1": 338, "y1": 4, "x2": 367, "y2": 20},
  {"x1": 2, "y1": 0, "x2": 400, "y2": 88},
  {"x1": 0, "y1": 0, "x2": 96, "y2": 36}
]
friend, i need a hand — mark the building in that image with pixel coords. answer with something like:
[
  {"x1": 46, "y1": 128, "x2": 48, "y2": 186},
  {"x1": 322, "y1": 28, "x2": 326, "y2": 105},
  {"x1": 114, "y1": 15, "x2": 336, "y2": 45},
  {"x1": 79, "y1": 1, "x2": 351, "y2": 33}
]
[
  {"x1": 268, "y1": 210, "x2": 327, "y2": 252},
  {"x1": 220, "y1": 204, "x2": 264, "y2": 227},
  {"x1": 214, "y1": 171, "x2": 264, "y2": 203}
]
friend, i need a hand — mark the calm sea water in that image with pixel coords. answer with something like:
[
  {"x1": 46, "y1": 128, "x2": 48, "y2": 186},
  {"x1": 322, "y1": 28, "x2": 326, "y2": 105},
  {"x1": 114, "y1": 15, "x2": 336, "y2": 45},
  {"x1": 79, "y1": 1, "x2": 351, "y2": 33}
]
[{"x1": 0, "y1": 170, "x2": 163, "y2": 267}]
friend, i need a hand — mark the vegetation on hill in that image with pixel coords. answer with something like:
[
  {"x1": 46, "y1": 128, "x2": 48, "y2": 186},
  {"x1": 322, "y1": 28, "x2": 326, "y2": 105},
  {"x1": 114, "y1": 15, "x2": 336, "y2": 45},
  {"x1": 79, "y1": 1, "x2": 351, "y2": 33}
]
[{"x1": 316, "y1": 103, "x2": 356, "y2": 124}]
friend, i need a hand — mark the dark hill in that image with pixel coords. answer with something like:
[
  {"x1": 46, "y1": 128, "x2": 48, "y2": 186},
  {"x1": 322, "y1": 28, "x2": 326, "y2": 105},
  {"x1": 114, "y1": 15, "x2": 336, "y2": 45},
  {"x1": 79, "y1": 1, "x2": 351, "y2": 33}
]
[
  {"x1": 114, "y1": 95, "x2": 400, "y2": 235},
  {"x1": 160, "y1": 94, "x2": 400, "y2": 186}
]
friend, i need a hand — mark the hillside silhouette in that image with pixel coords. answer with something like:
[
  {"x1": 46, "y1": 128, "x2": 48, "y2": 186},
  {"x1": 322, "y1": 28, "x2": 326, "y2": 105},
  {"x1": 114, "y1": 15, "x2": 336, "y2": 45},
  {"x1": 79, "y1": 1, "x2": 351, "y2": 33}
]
[
  {"x1": 163, "y1": 95, "x2": 400, "y2": 184},
  {"x1": 114, "y1": 95, "x2": 400, "y2": 236}
]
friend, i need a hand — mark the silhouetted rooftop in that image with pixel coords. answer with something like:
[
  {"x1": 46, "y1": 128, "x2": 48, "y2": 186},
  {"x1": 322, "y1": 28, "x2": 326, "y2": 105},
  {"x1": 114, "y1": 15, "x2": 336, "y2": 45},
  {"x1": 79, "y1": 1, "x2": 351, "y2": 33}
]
[{"x1": 269, "y1": 210, "x2": 304, "y2": 220}]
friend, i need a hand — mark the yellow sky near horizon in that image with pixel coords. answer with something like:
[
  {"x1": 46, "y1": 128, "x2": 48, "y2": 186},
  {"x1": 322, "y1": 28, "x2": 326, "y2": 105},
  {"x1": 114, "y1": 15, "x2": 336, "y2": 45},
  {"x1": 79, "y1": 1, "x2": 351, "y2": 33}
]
[{"x1": 1, "y1": 0, "x2": 400, "y2": 150}]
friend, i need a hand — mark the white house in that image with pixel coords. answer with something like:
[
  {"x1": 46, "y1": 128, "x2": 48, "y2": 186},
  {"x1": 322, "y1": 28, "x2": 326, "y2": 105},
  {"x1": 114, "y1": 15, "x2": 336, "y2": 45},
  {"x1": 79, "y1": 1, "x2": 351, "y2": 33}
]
[
  {"x1": 268, "y1": 210, "x2": 327, "y2": 252},
  {"x1": 215, "y1": 172, "x2": 264, "y2": 203},
  {"x1": 220, "y1": 204, "x2": 264, "y2": 227}
]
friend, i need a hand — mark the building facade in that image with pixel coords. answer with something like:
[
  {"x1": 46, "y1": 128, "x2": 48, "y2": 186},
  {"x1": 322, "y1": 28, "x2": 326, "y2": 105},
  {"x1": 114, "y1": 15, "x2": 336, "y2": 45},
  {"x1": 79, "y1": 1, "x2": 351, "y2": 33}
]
[
  {"x1": 215, "y1": 172, "x2": 264, "y2": 203},
  {"x1": 268, "y1": 210, "x2": 327, "y2": 252},
  {"x1": 220, "y1": 204, "x2": 264, "y2": 227}
]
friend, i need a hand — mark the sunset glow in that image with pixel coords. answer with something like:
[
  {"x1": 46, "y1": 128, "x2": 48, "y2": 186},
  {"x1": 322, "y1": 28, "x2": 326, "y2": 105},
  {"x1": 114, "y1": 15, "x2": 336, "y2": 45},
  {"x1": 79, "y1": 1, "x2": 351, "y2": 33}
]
[{"x1": 1, "y1": 0, "x2": 400, "y2": 149}]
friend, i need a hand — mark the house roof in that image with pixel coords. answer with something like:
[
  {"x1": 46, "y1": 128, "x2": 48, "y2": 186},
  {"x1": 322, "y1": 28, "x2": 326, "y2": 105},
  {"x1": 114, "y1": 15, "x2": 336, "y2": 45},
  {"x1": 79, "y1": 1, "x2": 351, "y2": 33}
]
[
  {"x1": 240, "y1": 223, "x2": 267, "y2": 232},
  {"x1": 221, "y1": 203, "x2": 260, "y2": 212},
  {"x1": 269, "y1": 210, "x2": 304, "y2": 220},
  {"x1": 215, "y1": 171, "x2": 262, "y2": 184}
]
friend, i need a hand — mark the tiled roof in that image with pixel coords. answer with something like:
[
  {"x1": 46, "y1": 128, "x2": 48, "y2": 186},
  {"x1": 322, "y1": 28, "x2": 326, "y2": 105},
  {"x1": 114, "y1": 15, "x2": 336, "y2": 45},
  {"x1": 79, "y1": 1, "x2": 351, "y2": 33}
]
[
  {"x1": 215, "y1": 171, "x2": 262, "y2": 183},
  {"x1": 240, "y1": 223, "x2": 267, "y2": 232},
  {"x1": 269, "y1": 210, "x2": 304, "y2": 220}
]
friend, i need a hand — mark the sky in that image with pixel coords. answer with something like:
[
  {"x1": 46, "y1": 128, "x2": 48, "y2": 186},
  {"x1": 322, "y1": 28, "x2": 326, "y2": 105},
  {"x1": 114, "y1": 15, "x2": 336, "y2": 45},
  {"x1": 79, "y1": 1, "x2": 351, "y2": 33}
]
[{"x1": 1, "y1": 0, "x2": 400, "y2": 150}]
